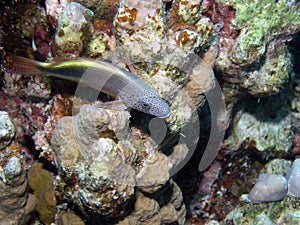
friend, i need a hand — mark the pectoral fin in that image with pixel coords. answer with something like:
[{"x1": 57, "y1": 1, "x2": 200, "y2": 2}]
[{"x1": 94, "y1": 99, "x2": 128, "y2": 111}]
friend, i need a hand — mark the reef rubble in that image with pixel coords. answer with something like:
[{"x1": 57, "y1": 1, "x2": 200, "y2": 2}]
[{"x1": 1, "y1": 0, "x2": 300, "y2": 224}]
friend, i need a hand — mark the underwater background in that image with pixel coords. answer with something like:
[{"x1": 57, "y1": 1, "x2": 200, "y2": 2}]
[{"x1": 0, "y1": 0, "x2": 300, "y2": 224}]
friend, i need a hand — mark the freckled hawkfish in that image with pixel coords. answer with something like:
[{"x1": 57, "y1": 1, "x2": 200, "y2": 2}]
[{"x1": 12, "y1": 56, "x2": 171, "y2": 118}]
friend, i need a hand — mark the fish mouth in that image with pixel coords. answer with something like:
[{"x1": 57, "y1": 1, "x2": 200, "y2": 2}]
[{"x1": 158, "y1": 110, "x2": 171, "y2": 119}]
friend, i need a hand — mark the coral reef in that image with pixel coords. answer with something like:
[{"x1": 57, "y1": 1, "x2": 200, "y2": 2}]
[
  {"x1": 117, "y1": 181, "x2": 185, "y2": 225},
  {"x1": 51, "y1": 104, "x2": 185, "y2": 223},
  {"x1": 46, "y1": 0, "x2": 69, "y2": 20},
  {"x1": 224, "y1": 197, "x2": 300, "y2": 225},
  {"x1": 56, "y1": 210, "x2": 85, "y2": 225},
  {"x1": 52, "y1": 2, "x2": 94, "y2": 58},
  {"x1": 1, "y1": 0, "x2": 300, "y2": 224},
  {"x1": 224, "y1": 96, "x2": 292, "y2": 154},
  {"x1": 114, "y1": 0, "x2": 215, "y2": 120},
  {"x1": 0, "y1": 111, "x2": 37, "y2": 225},
  {"x1": 51, "y1": 105, "x2": 135, "y2": 218},
  {"x1": 212, "y1": 0, "x2": 300, "y2": 95},
  {"x1": 0, "y1": 111, "x2": 15, "y2": 149},
  {"x1": 260, "y1": 158, "x2": 292, "y2": 176},
  {"x1": 48, "y1": 0, "x2": 220, "y2": 223},
  {"x1": 222, "y1": 157, "x2": 300, "y2": 224}
]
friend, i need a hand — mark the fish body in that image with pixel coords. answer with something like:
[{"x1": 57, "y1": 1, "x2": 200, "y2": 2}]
[{"x1": 12, "y1": 56, "x2": 171, "y2": 118}]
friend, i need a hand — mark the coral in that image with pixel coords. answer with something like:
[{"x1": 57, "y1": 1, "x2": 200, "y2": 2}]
[
  {"x1": 223, "y1": 156, "x2": 300, "y2": 224},
  {"x1": 57, "y1": 210, "x2": 85, "y2": 225},
  {"x1": 46, "y1": 0, "x2": 69, "y2": 20},
  {"x1": 185, "y1": 150, "x2": 265, "y2": 224},
  {"x1": 114, "y1": 0, "x2": 216, "y2": 146},
  {"x1": 224, "y1": 196, "x2": 300, "y2": 225},
  {"x1": 247, "y1": 174, "x2": 288, "y2": 203},
  {"x1": 52, "y1": 2, "x2": 94, "y2": 58},
  {"x1": 116, "y1": 181, "x2": 186, "y2": 225},
  {"x1": 0, "y1": 112, "x2": 37, "y2": 225},
  {"x1": 85, "y1": 29, "x2": 111, "y2": 58},
  {"x1": 0, "y1": 85, "x2": 51, "y2": 143},
  {"x1": 237, "y1": 40, "x2": 292, "y2": 95},
  {"x1": 291, "y1": 79, "x2": 300, "y2": 123},
  {"x1": 32, "y1": 94, "x2": 73, "y2": 160},
  {"x1": 76, "y1": 0, "x2": 119, "y2": 21},
  {"x1": 0, "y1": 111, "x2": 15, "y2": 150},
  {"x1": 213, "y1": 0, "x2": 300, "y2": 95},
  {"x1": 1, "y1": 2, "x2": 49, "y2": 58},
  {"x1": 286, "y1": 158, "x2": 300, "y2": 198},
  {"x1": 28, "y1": 162, "x2": 57, "y2": 225},
  {"x1": 277, "y1": 208, "x2": 300, "y2": 224},
  {"x1": 228, "y1": 0, "x2": 300, "y2": 54},
  {"x1": 224, "y1": 96, "x2": 292, "y2": 154},
  {"x1": 51, "y1": 105, "x2": 136, "y2": 218},
  {"x1": 48, "y1": 1, "x2": 221, "y2": 222},
  {"x1": 51, "y1": 104, "x2": 186, "y2": 223},
  {"x1": 260, "y1": 158, "x2": 292, "y2": 176}
]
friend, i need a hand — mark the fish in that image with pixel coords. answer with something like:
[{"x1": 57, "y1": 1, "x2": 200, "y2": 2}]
[{"x1": 12, "y1": 56, "x2": 171, "y2": 118}]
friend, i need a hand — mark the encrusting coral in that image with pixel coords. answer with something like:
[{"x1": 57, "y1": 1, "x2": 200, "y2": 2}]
[
  {"x1": 0, "y1": 111, "x2": 37, "y2": 225},
  {"x1": 51, "y1": 104, "x2": 186, "y2": 223},
  {"x1": 224, "y1": 96, "x2": 292, "y2": 154},
  {"x1": 51, "y1": 105, "x2": 135, "y2": 218},
  {"x1": 214, "y1": 0, "x2": 300, "y2": 96},
  {"x1": 52, "y1": 2, "x2": 94, "y2": 58}
]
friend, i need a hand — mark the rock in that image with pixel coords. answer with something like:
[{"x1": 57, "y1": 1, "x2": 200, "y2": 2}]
[{"x1": 248, "y1": 174, "x2": 287, "y2": 203}]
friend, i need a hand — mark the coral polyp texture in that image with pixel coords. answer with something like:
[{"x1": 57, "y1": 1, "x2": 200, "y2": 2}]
[
  {"x1": 114, "y1": 0, "x2": 215, "y2": 136},
  {"x1": 0, "y1": 112, "x2": 37, "y2": 225},
  {"x1": 51, "y1": 105, "x2": 185, "y2": 223},
  {"x1": 214, "y1": 0, "x2": 300, "y2": 95},
  {"x1": 52, "y1": 2, "x2": 94, "y2": 57},
  {"x1": 224, "y1": 96, "x2": 292, "y2": 154}
]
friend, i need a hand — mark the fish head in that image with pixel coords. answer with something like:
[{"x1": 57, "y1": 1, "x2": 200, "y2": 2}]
[{"x1": 133, "y1": 96, "x2": 171, "y2": 118}]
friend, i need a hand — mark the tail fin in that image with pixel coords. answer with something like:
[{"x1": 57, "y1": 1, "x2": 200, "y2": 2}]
[{"x1": 12, "y1": 56, "x2": 43, "y2": 75}]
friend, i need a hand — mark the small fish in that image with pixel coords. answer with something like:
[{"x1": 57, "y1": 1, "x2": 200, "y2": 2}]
[{"x1": 12, "y1": 56, "x2": 171, "y2": 118}]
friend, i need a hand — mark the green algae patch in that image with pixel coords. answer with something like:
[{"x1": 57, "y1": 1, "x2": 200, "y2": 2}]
[
  {"x1": 225, "y1": 98, "x2": 292, "y2": 154},
  {"x1": 225, "y1": 196, "x2": 300, "y2": 224},
  {"x1": 229, "y1": 0, "x2": 300, "y2": 50}
]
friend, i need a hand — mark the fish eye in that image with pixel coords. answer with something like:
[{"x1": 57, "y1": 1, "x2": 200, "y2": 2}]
[
  {"x1": 140, "y1": 98, "x2": 151, "y2": 109},
  {"x1": 142, "y1": 102, "x2": 150, "y2": 107}
]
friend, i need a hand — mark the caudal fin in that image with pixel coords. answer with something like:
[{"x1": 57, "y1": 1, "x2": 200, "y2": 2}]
[{"x1": 12, "y1": 56, "x2": 43, "y2": 75}]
